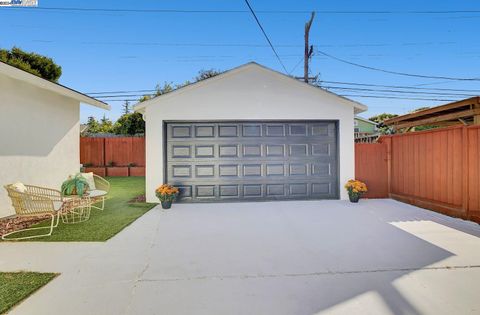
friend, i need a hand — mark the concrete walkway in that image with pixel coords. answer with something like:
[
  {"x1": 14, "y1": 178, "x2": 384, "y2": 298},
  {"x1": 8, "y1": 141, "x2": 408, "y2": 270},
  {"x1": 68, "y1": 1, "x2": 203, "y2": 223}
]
[{"x1": 1, "y1": 199, "x2": 480, "y2": 314}]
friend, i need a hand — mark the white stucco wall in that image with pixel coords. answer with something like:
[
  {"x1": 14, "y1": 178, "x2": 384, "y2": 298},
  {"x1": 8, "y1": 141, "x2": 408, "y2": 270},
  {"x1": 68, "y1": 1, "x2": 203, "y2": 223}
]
[
  {"x1": 142, "y1": 65, "x2": 356, "y2": 202},
  {"x1": 0, "y1": 73, "x2": 81, "y2": 218}
]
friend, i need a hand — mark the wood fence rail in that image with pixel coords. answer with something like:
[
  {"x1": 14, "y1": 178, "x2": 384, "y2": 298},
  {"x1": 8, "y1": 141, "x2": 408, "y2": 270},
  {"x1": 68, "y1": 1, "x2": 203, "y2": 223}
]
[{"x1": 355, "y1": 125, "x2": 480, "y2": 223}]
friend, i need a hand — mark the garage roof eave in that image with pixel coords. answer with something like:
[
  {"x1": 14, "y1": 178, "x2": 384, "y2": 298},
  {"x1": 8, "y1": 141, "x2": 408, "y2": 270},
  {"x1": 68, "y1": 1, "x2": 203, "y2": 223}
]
[
  {"x1": 132, "y1": 62, "x2": 368, "y2": 114},
  {"x1": 350, "y1": 100, "x2": 368, "y2": 114}
]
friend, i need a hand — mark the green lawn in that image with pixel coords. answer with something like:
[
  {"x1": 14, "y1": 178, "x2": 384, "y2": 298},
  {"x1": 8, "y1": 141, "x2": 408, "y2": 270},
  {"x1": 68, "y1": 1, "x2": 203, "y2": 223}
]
[
  {"x1": 0, "y1": 272, "x2": 57, "y2": 314},
  {"x1": 10, "y1": 177, "x2": 156, "y2": 242}
]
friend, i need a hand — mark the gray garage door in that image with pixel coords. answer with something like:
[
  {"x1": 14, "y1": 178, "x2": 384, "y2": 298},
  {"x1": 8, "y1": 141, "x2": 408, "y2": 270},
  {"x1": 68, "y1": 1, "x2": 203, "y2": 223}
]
[{"x1": 165, "y1": 121, "x2": 338, "y2": 202}]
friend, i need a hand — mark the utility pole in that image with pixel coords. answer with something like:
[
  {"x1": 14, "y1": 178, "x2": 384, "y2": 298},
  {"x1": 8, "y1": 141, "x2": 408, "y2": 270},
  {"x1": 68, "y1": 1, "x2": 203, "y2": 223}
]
[
  {"x1": 304, "y1": 11, "x2": 315, "y2": 83},
  {"x1": 122, "y1": 100, "x2": 130, "y2": 115}
]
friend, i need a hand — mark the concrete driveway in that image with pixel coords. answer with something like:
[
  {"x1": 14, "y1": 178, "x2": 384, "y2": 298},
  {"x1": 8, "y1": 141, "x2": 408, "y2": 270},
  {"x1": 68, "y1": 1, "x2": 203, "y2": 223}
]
[{"x1": 1, "y1": 199, "x2": 480, "y2": 315}]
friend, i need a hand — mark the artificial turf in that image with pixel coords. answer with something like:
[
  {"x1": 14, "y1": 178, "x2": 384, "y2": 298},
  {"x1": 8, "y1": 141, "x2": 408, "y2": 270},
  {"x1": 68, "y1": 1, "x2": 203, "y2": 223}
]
[{"x1": 0, "y1": 272, "x2": 57, "y2": 314}]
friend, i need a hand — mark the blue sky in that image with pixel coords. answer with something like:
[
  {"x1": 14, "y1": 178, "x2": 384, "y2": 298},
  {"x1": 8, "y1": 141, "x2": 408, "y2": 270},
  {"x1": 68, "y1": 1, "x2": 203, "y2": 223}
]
[{"x1": 1, "y1": 0, "x2": 479, "y2": 122}]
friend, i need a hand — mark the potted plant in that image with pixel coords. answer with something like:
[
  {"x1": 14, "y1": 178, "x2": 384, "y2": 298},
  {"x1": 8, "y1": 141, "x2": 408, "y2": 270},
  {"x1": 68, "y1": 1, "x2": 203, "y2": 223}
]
[
  {"x1": 344, "y1": 179, "x2": 368, "y2": 203},
  {"x1": 155, "y1": 184, "x2": 179, "y2": 209},
  {"x1": 61, "y1": 174, "x2": 90, "y2": 196}
]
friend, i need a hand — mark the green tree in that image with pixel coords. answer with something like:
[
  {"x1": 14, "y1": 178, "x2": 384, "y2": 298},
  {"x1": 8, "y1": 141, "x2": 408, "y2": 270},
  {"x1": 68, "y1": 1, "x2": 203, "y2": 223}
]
[
  {"x1": 195, "y1": 69, "x2": 222, "y2": 81},
  {"x1": 410, "y1": 107, "x2": 438, "y2": 131},
  {"x1": 139, "y1": 82, "x2": 175, "y2": 102},
  {"x1": 86, "y1": 116, "x2": 101, "y2": 133},
  {"x1": 155, "y1": 82, "x2": 175, "y2": 95},
  {"x1": 113, "y1": 112, "x2": 145, "y2": 135},
  {"x1": 369, "y1": 113, "x2": 398, "y2": 124},
  {"x1": 138, "y1": 69, "x2": 222, "y2": 103},
  {"x1": 138, "y1": 95, "x2": 152, "y2": 102},
  {"x1": 369, "y1": 113, "x2": 399, "y2": 135},
  {"x1": 99, "y1": 115, "x2": 113, "y2": 133},
  {"x1": 0, "y1": 46, "x2": 62, "y2": 82}
]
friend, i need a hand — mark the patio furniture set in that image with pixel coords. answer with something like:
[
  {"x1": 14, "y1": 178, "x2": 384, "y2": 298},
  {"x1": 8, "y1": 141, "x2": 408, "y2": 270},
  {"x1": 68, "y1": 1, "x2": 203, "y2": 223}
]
[{"x1": 1, "y1": 174, "x2": 110, "y2": 240}]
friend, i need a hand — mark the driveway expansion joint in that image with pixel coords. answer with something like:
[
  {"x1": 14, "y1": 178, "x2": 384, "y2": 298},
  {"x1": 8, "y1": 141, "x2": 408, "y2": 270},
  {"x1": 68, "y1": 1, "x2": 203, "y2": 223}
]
[{"x1": 137, "y1": 265, "x2": 480, "y2": 282}]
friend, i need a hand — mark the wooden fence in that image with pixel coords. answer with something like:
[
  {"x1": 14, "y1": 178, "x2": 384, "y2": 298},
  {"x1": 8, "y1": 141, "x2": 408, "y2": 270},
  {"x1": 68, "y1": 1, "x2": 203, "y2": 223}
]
[
  {"x1": 355, "y1": 125, "x2": 480, "y2": 223},
  {"x1": 355, "y1": 143, "x2": 389, "y2": 198},
  {"x1": 80, "y1": 137, "x2": 145, "y2": 177}
]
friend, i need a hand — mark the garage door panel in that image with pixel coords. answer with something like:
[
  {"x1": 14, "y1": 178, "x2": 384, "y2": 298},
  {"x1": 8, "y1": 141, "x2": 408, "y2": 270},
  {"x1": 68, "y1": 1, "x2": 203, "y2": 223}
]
[
  {"x1": 166, "y1": 121, "x2": 338, "y2": 202},
  {"x1": 219, "y1": 185, "x2": 240, "y2": 198},
  {"x1": 243, "y1": 124, "x2": 262, "y2": 137},
  {"x1": 219, "y1": 145, "x2": 238, "y2": 157},
  {"x1": 177, "y1": 185, "x2": 193, "y2": 198},
  {"x1": 196, "y1": 185, "x2": 215, "y2": 198},
  {"x1": 266, "y1": 184, "x2": 285, "y2": 196},
  {"x1": 168, "y1": 162, "x2": 337, "y2": 179},
  {"x1": 194, "y1": 125, "x2": 215, "y2": 137},
  {"x1": 171, "y1": 145, "x2": 192, "y2": 158},
  {"x1": 219, "y1": 165, "x2": 239, "y2": 177},
  {"x1": 265, "y1": 124, "x2": 285, "y2": 136},
  {"x1": 218, "y1": 125, "x2": 238, "y2": 137},
  {"x1": 312, "y1": 182, "x2": 332, "y2": 195},
  {"x1": 243, "y1": 144, "x2": 262, "y2": 157},
  {"x1": 170, "y1": 125, "x2": 192, "y2": 138}
]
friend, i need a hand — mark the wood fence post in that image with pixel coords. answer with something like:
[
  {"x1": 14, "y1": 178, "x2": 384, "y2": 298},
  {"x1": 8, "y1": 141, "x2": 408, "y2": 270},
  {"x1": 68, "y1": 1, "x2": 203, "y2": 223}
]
[
  {"x1": 474, "y1": 101, "x2": 480, "y2": 125},
  {"x1": 462, "y1": 126, "x2": 469, "y2": 218},
  {"x1": 102, "y1": 138, "x2": 106, "y2": 167},
  {"x1": 384, "y1": 137, "x2": 392, "y2": 197}
]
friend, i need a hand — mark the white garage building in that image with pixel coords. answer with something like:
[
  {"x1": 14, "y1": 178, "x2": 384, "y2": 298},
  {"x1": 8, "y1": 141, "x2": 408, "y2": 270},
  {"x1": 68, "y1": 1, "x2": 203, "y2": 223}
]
[
  {"x1": 0, "y1": 61, "x2": 109, "y2": 218},
  {"x1": 135, "y1": 62, "x2": 367, "y2": 203}
]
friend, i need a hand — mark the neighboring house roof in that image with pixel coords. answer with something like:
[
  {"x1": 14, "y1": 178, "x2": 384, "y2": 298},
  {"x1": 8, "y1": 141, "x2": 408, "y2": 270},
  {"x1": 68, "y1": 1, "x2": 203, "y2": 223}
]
[
  {"x1": 0, "y1": 60, "x2": 110, "y2": 110},
  {"x1": 355, "y1": 116, "x2": 378, "y2": 126},
  {"x1": 134, "y1": 62, "x2": 367, "y2": 114}
]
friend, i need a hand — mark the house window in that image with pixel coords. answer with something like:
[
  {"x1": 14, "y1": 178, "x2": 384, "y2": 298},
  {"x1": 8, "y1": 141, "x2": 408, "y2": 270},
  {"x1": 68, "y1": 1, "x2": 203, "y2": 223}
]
[{"x1": 354, "y1": 128, "x2": 360, "y2": 133}]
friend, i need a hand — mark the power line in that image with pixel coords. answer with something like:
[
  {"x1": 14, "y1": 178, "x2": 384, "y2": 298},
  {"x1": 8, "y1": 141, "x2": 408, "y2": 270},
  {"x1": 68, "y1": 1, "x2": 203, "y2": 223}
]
[
  {"x1": 95, "y1": 95, "x2": 461, "y2": 103},
  {"x1": 340, "y1": 95, "x2": 457, "y2": 102},
  {"x1": 3, "y1": 7, "x2": 480, "y2": 14},
  {"x1": 87, "y1": 83, "x2": 480, "y2": 96},
  {"x1": 244, "y1": 0, "x2": 288, "y2": 73},
  {"x1": 88, "y1": 89, "x2": 158, "y2": 95},
  {"x1": 289, "y1": 56, "x2": 304, "y2": 74},
  {"x1": 319, "y1": 80, "x2": 480, "y2": 93},
  {"x1": 28, "y1": 39, "x2": 473, "y2": 49},
  {"x1": 322, "y1": 86, "x2": 476, "y2": 97},
  {"x1": 64, "y1": 41, "x2": 302, "y2": 48},
  {"x1": 317, "y1": 50, "x2": 480, "y2": 81},
  {"x1": 90, "y1": 87, "x2": 476, "y2": 99},
  {"x1": 91, "y1": 87, "x2": 472, "y2": 101}
]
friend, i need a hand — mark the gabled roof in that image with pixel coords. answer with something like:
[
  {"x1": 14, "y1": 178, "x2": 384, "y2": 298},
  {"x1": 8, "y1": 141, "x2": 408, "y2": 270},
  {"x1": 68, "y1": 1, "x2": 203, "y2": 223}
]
[
  {"x1": 0, "y1": 60, "x2": 110, "y2": 110},
  {"x1": 355, "y1": 116, "x2": 377, "y2": 126},
  {"x1": 134, "y1": 62, "x2": 367, "y2": 114}
]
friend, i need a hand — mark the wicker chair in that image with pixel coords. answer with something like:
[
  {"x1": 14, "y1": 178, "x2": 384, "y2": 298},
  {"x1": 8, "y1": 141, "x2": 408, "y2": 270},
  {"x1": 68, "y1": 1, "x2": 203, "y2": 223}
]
[
  {"x1": 2, "y1": 184, "x2": 65, "y2": 240},
  {"x1": 87, "y1": 174, "x2": 110, "y2": 211}
]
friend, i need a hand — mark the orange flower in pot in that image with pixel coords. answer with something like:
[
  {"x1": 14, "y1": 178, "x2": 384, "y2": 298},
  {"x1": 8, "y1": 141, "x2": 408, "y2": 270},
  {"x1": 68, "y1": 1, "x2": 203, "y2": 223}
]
[
  {"x1": 155, "y1": 184, "x2": 180, "y2": 209},
  {"x1": 344, "y1": 179, "x2": 368, "y2": 203}
]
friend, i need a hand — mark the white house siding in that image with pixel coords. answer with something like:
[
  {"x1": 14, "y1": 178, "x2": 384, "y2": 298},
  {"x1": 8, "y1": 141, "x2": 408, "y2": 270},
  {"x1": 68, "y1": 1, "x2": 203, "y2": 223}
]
[
  {"x1": 142, "y1": 65, "x2": 356, "y2": 202},
  {"x1": 0, "y1": 73, "x2": 80, "y2": 218}
]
